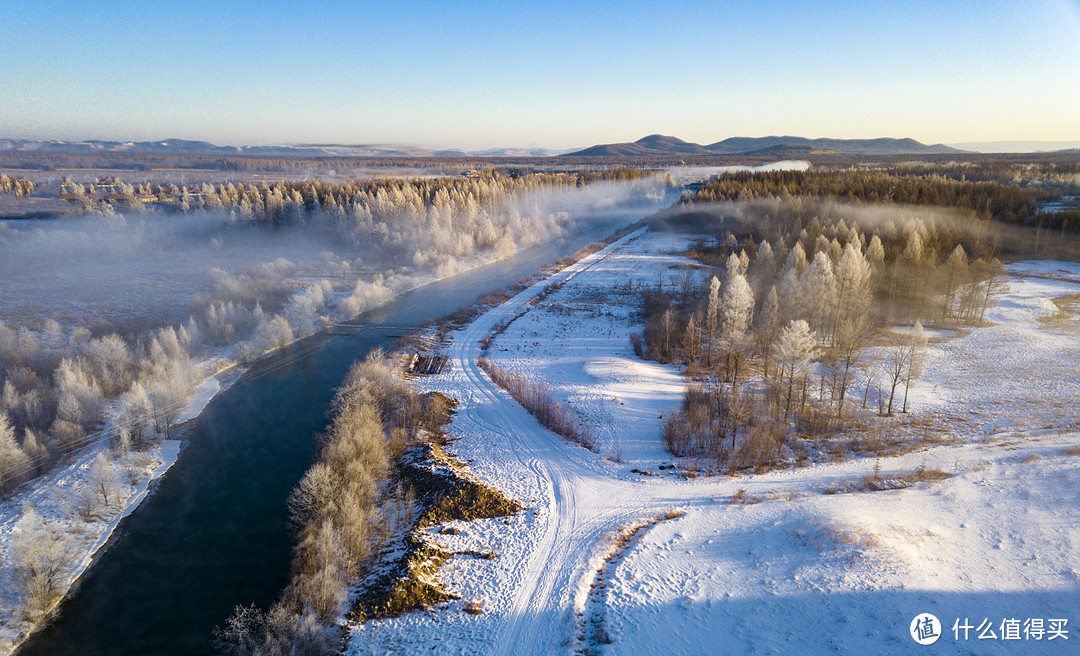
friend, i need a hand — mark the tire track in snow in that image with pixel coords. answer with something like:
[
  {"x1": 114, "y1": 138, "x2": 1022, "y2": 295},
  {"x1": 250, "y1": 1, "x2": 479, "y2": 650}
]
[{"x1": 445, "y1": 232, "x2": 652, "y2": 656}]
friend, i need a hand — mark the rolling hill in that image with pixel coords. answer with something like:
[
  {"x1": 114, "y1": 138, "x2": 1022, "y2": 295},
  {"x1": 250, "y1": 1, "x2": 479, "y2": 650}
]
[{"x1": 565, "y1": 134, "x2": 965, "y2": 157}]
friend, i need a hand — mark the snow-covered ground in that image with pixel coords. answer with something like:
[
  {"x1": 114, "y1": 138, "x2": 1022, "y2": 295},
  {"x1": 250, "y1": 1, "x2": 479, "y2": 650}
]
[
  {"x1": 482, "y1": 231, "x2": 700, "y2": 464},
  {"x1": 345, "y1": 233, "x2": 1080, "y2": 654},
  {"x1": 607, "y1": 444, "x2": 1080, "y2": 655},
  {"x1": 897, "y1": 261, "x2": 1080, "y2": 436},
  {"x1": 0, "y1": 375, "x2": 220, "y2": 652}
]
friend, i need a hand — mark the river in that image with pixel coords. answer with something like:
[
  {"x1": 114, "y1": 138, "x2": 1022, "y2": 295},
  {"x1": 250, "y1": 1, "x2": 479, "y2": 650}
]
[{"x1": 16, "y1": 197, "x2": 670, "y2": 656}]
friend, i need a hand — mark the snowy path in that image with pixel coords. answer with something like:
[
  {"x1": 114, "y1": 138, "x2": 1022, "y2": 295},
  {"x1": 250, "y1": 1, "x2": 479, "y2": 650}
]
[{"x1": 348, "y1": 237, "x2": 1080, "y2": 655}]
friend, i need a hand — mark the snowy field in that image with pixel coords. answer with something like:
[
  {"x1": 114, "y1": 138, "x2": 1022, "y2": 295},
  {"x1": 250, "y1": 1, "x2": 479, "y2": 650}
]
[
  {"x1": 481, "y1": 231, "x2": 701, "y2": 464},
  {"x1": 346, "y1": 230, "x2": 1080, "y2": 655},
  {"x1": 892, "y1": 261, "x2": 1080, "y2": 436}
]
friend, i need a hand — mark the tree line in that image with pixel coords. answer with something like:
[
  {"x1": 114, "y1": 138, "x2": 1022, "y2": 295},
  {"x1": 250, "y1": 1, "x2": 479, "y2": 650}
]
[
  {"x1": 0, "y1": 173, "x2": 35, "y2": 197},
  {"x1": 685, "y1": 167, "x2": 1076, "y2": 233}
]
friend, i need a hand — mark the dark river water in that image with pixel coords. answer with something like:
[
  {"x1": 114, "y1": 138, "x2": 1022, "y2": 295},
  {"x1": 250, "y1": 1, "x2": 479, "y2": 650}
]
[{"x1": 17, "y1": 198, "x2": 668, "y2": 656}]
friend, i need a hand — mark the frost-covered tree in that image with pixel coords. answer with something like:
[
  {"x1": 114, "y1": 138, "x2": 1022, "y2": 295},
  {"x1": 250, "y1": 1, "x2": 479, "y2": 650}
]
[
  {"x1": 773, "y1": 320, "x2": 819, "y2": 420},
  {"x1": 901, "y1": 321, "x2": 928, "y2": 413},
  {"x1": 660, "y1": 307, "x2": 676, "y2": 362},
  {"x1": 88, "y1": 452, "x2": 124, "y2": 507},
  {"x1": 748, "y1": 240, "x2": 777, "y2": 299},
  {"x1": 827, "y1": 237, "x2": 843, "y2": 263},
  {"x1": 83, "y1": 334, "x2": 133, "y2": 396},
  {"x1": 148, "y1": 360, "x2": 193, "y2": 438},
  {"x1": 13, "y1": 509, "x2": 76, "y2": 619},
  {"x1": 755, "y1": 285, "x2": 783, "y2": 379},
  {"x1": 785, "y1": 241, "x2": 808, "y2": 275},
  {"x1": 21, "y1": 428, "x2": 47, "y2": 475},
  {"x1": 682, "y1": 315, "x2": 699, "y2": 363},
  {"x1": 0, "y1": 410, "x2": 30, "y2": 493},
  {"x1": 833, "y1": 313, "x2": 873, "y2": 417},
  {"x1": 833, "y1": 242, "x2": 873, "y2": 340},
  {"x1": 776, "y1": 262, "x2": 803, "y2": 325},
  {"x1": 291, "y1": 519, "x2": 348, "y2": 621},
  {"x1": 284, "y1": 281, "x2": 333, "y2": 338},
  {"x1": 54, "y1": 357, "x2": 102, "y2": 429},
  {"x1": 866, "y1": 234, "x2": 885, "y2": 267},
  {"x1": 117, "y1": 382, "x2": 155, "y2": 450},
  {"x1": 724, "y1": 253, "x2": 742, "y2": 281},
  {"x1": 705, "y1": 276, "x2": 721, "y2": 368},
  {"x1": 802, "y1": 251, "x2": 837, "y2": 337},
  {"x1": 719, "y1": 272, "x2": 754, "y2": 388},
  {"x1": 941, "y1": 244, "x2": 968, "y2": 323}
]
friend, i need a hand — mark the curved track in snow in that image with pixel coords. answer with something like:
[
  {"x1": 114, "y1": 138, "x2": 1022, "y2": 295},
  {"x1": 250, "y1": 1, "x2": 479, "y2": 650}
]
[{"x1": 444, "y1": 231, "x2": 719, "y2": 654}]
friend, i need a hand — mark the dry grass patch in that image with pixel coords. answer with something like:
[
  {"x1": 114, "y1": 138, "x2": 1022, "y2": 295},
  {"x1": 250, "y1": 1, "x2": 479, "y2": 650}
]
[
  {"x1": 579, "y1": 509, "x2": 685, "y2": 655},
  {"x1": 1061, "y1": 445, "x2": 1080, "y2": 457},
  {"x1": 730, "y1": 488, "x2": 764, "y2": 505},
  {"x1": 348, "y1": 442, "x2": 520, "y2": 623},
  {"x1": 478, "y1": 357, "x2": 595, "y2": 450},
  {"x1": 351, "y1": 533, "x2": 457, "y2": 621},
  {"x1": 1038, "y1": 294, "x2": 1080, "y2": 328},
  {"x1": 825, "y1": 464, "x2": 952, "y2": 495},
  {"x1": 401, "y1": 443, "x2": 522, "y2": 529},
  {"x1": 790, "y1": 518, "x2": 882, "y2": 564}
]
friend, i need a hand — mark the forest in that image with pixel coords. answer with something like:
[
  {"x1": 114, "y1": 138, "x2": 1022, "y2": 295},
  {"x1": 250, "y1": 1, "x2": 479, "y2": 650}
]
[
  {"x1": 639, "y1": 196, "x2": 1013, "y2": 470},
  {"x1": 685, "y1": 167, "x2": 1080, "y2": 239}
]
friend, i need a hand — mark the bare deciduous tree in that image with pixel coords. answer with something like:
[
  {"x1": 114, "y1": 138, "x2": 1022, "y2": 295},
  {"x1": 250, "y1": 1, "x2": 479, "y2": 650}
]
[
  {"x1": 13, "y1": 509, "x2": 77, "y2": 620},
  {"x1": 88, "y1": 452, "x2": 124, "y2": 507},
  {"x1": 773, "y1": 320, "x2": 819, "y2": 420}
]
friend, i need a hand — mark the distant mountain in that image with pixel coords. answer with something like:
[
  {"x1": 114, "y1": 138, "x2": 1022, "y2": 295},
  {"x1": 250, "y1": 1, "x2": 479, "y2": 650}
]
[
  {"x1": 565, "y1": 134, "x2": 965, "y2": 157},
  {"x1": 568, "y1": 135, "x2": 709, "y2": 157},
  {"x1": 0, "y1": 138, "x2": 339, "y2": 157},
  {"x1": 948, "y1": 140, "x2": 1080, "y2": 153},
  {"x1": 708, "y1": 136, "x2": 963, "y2": 155},
  {"x1": 0, "y1": 138, "x2": 578, "y2": 159}
]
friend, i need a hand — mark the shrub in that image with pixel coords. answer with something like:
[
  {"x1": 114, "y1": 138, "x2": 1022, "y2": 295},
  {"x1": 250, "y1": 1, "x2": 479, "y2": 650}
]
[{"x1": 479, "y1": 358, "x2": 595, "y2": 450}]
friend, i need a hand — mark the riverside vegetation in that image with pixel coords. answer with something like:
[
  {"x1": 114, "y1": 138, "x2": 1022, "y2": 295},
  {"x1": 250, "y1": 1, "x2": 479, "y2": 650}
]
[{"x1": 214, "y1": 351, "x2": 519, "y2": 655}]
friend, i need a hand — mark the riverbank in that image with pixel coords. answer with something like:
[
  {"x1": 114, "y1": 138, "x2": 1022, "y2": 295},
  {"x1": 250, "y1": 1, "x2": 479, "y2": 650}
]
[{"x1": 0, "y1": 374, "x2": 221, "y2": 654}]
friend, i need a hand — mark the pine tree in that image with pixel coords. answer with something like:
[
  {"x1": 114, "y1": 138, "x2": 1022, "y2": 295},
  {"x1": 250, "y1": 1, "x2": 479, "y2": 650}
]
[
  {"x1": 785, "y1": 242, "x2": 808, "y2": 274},
  {"x1": 866, "y1": 234, "x2": 885, "y2": 266}
]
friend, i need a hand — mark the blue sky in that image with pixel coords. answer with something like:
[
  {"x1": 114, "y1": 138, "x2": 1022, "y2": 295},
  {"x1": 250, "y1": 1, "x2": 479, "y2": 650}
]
[{"x1": 1, "y1": 0, "x2": 1078, "y2": 149}]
